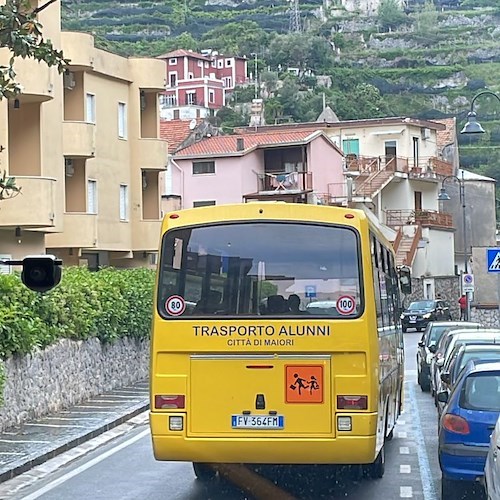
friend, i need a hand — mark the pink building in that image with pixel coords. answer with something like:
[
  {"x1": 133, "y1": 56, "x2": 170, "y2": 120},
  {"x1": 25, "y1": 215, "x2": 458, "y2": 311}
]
[
  {"x1": 168, "y1": 130, "x2": 345, "y2": 209},
  {"x1": 157, "y1": 49, "x2": 248, "y2": 120}
]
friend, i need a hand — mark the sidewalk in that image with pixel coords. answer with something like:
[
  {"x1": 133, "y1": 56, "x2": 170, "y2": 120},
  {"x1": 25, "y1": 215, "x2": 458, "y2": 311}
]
[{"x1": 0, "y1": 380, "x2": 149, "y2": 483}]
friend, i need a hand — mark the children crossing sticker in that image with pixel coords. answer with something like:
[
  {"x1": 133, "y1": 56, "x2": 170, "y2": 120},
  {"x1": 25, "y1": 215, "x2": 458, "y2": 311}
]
[{"x1": 336, "y1": 295, "x2": 356, "y2": 315}]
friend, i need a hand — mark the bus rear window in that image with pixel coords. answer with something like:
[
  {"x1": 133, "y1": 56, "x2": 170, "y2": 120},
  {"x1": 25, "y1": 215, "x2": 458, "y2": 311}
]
[{"x1": 157, "y1": 222, "x2": 362, "y2": 318}]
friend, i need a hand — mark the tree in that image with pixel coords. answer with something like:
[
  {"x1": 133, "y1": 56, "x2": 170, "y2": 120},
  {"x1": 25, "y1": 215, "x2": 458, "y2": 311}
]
[
  {"x1": 0, "y1": 0, "x2": 68, "y2": 200},
  {"x1": 414, "y1": 0, "x2": 439, "y2": 37},
  {"x1": 377, "y1": 0, "x2": 408, "y2": 32}
]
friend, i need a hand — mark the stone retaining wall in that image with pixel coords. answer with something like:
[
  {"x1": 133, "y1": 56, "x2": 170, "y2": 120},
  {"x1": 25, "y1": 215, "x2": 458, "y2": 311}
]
[{"x1": 0, "y1": 337, "x2": 149, "y2": 432}]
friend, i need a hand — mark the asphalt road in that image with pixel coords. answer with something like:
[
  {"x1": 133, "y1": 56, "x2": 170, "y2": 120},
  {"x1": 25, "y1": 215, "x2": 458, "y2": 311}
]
[{"x1": 0, "y1": 331, "x2": 487, "y2": 500}]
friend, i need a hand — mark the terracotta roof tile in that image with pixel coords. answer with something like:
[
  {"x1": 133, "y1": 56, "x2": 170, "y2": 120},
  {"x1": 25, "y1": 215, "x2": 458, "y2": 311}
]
[
  {"x1": 160, "y1": 119, "x2": 202, "y2": 153},
  {"x1": 174, "y1": 130, "x2": 325, "y2": 157},
  {"x1": 156, "y1": 49, "x2": 209, "y2": 61}
]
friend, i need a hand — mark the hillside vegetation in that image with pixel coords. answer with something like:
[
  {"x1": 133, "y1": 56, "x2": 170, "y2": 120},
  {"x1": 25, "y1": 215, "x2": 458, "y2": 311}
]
[{"x1": 61, "y1": 0, "x2": 500, "y2": 183}]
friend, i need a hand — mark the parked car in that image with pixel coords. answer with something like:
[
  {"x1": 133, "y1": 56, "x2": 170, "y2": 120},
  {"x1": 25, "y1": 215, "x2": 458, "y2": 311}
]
[
  {"x1": 485, "y1": 414, "x2": 500, "y2": 500},
  {"x1": 438, "y1": 360, "x2": 500, "y2": 499},
  {"x1": 432, "y1": 330, "x2": 500, "y2": 407},
  {"x1": 429, "y1": 325, "x2": 485, "y2": 397},
  {"x1": 417, "y1": 321, "x2": 479, "y2": 392},
  {"x1": 400, "y1": 299, "x2": 452, "y2": 333},
  {"x1": 437, "y1": 343, "x2": 500, "y2": 417}
]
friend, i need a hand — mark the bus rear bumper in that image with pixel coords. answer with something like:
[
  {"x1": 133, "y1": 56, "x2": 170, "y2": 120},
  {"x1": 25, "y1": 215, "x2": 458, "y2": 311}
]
[{"x1": 150, "y1": 413, "x2": 378, "y2": 464}]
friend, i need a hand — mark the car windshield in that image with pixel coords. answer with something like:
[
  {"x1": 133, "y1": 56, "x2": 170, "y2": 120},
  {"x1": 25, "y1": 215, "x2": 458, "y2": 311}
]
[
  {"x1": 461, "y1": 373, "x2": 500, "y2": 411},
  {"x1": 408, "y1": 301, "x2": 434, "y2": 311},
  {"x1": 428, "y1": 324, "x2": 457, "y2": 345},
  {"x1": 458, "y1": 350, "x2": 500, "y2": 373}
]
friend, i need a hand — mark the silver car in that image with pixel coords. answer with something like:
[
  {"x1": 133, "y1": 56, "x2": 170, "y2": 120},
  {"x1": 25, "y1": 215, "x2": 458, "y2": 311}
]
[{"x1": 485, "y1": 414, "x2": 500, "y2": 500}]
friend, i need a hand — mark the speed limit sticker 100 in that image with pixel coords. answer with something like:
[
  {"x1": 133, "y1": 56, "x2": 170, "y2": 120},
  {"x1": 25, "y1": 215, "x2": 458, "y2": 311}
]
[
  {"x1": 336, "y1": 295, "x2": 356, "y2": 315},
  {"x1": 165, "y1": 295, "x2": 186, "y2": 316}
]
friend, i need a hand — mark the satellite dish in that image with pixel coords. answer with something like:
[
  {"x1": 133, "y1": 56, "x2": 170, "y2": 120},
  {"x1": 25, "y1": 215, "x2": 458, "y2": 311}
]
[{"x1": 189, "y1": 119, "x2": 197, "y2": 130}]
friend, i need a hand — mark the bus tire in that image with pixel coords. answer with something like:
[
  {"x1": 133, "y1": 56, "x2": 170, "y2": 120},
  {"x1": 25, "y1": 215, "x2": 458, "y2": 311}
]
[
  {"x1": 364, "y1": 444, "x2": 385, "y2": 479},
  {"x1": 192, "y1": 462, "x2": 217, "y2": 482}
]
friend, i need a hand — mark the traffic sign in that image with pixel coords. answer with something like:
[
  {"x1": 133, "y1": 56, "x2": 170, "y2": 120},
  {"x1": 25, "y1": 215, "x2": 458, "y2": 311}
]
[
  {"x1": 462, "y1": 273, "x2": 474, "y2": 292},
  {"x1": 487, "y1": 248, "x2": 500, "y2": 273}
]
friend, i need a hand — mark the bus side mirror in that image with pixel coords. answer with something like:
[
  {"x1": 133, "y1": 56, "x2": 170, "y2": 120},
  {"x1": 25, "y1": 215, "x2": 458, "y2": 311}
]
[
  {"x1": 398, "y1": 266, "x2": 412, "y2": 295},
  {"x1": 21, "y1": 255, "x2": 62, "y2": 292}
]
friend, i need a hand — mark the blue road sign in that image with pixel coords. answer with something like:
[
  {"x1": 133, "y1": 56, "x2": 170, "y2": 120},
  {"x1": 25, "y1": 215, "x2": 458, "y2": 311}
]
[
  {"x1": 305, "y1": 285, "x2": 317, "y2": 298},
  {"x1": 487, "y1": 248, "x2": 500, "y2": 273}
]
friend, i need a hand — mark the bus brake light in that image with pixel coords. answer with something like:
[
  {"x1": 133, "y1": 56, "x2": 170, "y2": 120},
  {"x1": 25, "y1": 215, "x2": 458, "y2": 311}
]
[
  {"x1": 337, "y1": 395, "x2": 368, "y2": 410},
  {"x1": 155, "y1": 395, "x2": 185, "y2": 409}
]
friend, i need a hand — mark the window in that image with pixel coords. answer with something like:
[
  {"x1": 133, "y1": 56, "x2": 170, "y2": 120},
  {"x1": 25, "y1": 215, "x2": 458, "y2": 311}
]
[
  {"x1": 225, "y1": 59, "x2": 232, "y2": 67},
  {"x1": 193, "y1": 200, "x2": 216, "y2": 208},
  {"x1": 158, "y1": 222, "x2": 362, "y2": 318},
  {"x1": 342, "y1": 138, "x2": 359, "y2": 156},
  {"x1": 169, "y1": 58, "x2": 177, "y2": 65},
  {"x1": 120, "y1": 184, "x2": 128, "y2": 221},
  {"x1": 87, "y1": 179, "x2": 97, "y2": 214},
  {"x1": 193, "y1": 161, "x2": 215, "y2": 174},
  {"x1": 86, "y1": 93, "x2": 96, "y2": 123},
  {"x1": 197, "y1": 60, "x2": 203, "y2": 67},
  {"x1": 222, "y1": 77, "x2": 232, "y2": 88},
  {"x1": 209, "y1": 90, "x2": 215, "y2": 104},
  {"x1": 204, "y1": 62, "x2": 209, "y2": 68},
  {"x1": 211, "y1": 61, "x2": 216, "y2": 68},
  {"x1": 169, "y1": 73, "x2": 177, "y2": 87},
  {"x1": 217, "y1": 60, "x2": 223, "y2": 68},
  {"x1": 185, "y1": 92, "x2": 197, "y2": 105},
  {"x1": 161, "y1": 94, "x2": 177, "y2": 107},
  {"x1": 188, "y1": 72, "x2": 194, "y2": 80},
  {"x1": 118, "y1": 102, "x2": 127, "y2": 139}
]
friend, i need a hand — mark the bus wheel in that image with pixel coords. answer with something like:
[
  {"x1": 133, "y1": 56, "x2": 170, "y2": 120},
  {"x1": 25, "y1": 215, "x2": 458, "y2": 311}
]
[
  {"x1": 192, "y1": 462, "x2": 217, "y2": 482},
  {"x1": 364, "y1": 445, "x2": 385, "y2": 479}
]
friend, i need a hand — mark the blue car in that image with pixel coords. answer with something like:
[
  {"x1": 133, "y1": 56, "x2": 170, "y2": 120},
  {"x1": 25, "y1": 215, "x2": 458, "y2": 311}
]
[{"x1": 437, "y1": 360, "x2": 500, "y2": 499}]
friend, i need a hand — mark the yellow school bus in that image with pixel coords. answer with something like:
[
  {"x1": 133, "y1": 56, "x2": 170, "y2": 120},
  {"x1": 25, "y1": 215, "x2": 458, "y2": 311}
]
[{"x1": 150, "y1": 202, "x2": 405, "y2": 480}]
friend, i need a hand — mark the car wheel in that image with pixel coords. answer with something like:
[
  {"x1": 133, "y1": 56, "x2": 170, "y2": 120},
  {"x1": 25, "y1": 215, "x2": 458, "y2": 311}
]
[
  {"x1": 441, "y1": 476, "x2": 463, "y2": 500},
  {"x1": 192, "y1": 462, "x2": 217, "y2": 482},
  {"x1": 418, "y1": 372, "x2": 431, "y2": 392}
]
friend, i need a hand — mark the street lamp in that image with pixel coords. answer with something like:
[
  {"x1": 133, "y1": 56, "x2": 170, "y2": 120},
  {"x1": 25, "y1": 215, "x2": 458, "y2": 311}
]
[
  {"x1": 250, "y1": 52, "x2": 258, "y2": 100},
  {"x1": 460, "y1": 90, "x2": 500, "y2": 134},
  {"x1": 438, "y1": 171, "x2": 469, "y2": 320}
]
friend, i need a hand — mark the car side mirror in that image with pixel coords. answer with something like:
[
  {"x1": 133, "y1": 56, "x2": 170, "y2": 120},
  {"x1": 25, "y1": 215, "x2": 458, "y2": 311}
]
[
  {"x1": 436, "y1": 358, "x2": 445, "y2": 367},
  {"x1": 429, "y1": 344, "x2": 437, "y2": 354},
  {"x1": 437, "y1": 391, "x2": 449, "y2": 404},
  {"x1": 440, "y1": 372, "x2": 450, "y2": 384},
  {"x1": 418, "y1": 341, "x2": 425, "y2": 348}
]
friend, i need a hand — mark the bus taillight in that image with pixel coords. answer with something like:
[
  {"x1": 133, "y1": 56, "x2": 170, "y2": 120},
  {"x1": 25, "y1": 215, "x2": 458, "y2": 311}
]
[
  {"x1": 155, "y1": 395, "x2": 185, "y2": 409},
  {"x1": 337, "y1": 395, "x2": 368, "y2": 410}
]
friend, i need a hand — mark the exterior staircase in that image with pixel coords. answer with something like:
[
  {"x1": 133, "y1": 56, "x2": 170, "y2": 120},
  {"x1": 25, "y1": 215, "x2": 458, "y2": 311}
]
[
  {"x1": 394, "y1": 226, "x2": 422, "y2": 267},
  {"x1": 353, "y1": 168, "x2": 394, "y2": 198}
]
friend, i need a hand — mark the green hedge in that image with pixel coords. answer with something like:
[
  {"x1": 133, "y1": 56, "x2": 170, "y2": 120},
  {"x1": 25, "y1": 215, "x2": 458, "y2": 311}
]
[{"x1": 0, "y1": 267, "x2": 155, "y2": 359}]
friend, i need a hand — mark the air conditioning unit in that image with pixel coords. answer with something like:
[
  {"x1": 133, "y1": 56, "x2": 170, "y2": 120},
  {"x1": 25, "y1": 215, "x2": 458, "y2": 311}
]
[
  {"x1": 421, "y1": 127, "x2": 431, "y2": 140},
  {"x1": 63, "y1": 71, "x2": 76, "y2": 90}
]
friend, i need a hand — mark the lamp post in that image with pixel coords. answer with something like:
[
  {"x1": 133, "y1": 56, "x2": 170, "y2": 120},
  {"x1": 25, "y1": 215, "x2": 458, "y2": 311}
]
[
  {"x1": 459, "y1": 90, "x2": 500, "y2": 321},
  {"x1": 250, "y1": 53, "x2": 258, "y2": 100},
  {"x1": 438, "y1": 172, "x2": 469, "y2": 320}
]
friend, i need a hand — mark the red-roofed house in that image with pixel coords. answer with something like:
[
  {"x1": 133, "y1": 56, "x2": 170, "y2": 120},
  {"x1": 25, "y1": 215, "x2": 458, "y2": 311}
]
[
  {"x1": 165, "y1": 130, "x2": 344, "y2": 210},
  {"x1": 157, "y1": 49, "x2": 248, "y2": 121}
]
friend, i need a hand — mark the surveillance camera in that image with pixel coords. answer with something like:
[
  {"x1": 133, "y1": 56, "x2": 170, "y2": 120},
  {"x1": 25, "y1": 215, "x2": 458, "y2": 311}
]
[{"x1": 21, "y1": 255, "x2": 62, "y2": 293}]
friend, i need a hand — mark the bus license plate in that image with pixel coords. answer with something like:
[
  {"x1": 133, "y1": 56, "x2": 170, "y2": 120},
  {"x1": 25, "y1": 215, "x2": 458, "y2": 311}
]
[{"x1": 231, "y1": 415, "x2": 284, "y2": 429}]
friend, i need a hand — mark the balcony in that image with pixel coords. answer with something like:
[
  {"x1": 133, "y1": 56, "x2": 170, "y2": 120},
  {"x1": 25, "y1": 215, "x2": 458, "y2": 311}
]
[
  {"x1": 0, "y1": 176, "x2": 56, "y2": 228},
  {"x1": 244, "y1": 170, "x2": 313, "y2": 202},
  {"x1": 131, "y1": 220, "x2": 162, "y2": 251},
  {"x1": 0, "y1": 49, "x2": 52, "y2": 102},
  {"x1": 46, "y1": 213, "x2": 98, "y2": 248},
  {"x1": 129, "y1": 58, "x2": 166, "y2": 91},
  {"x1": 63, "y1": 122, "x2": 95, "y2": 158},
  {"x1": 385, "y1": 209, "x2": 453, "y2": 229},
  {"x1": 60, "y1": 32, "x2": 95, "y2": 71},
  {"x1": 136, "y1": 138, "x2": 168, "y2": 170}
]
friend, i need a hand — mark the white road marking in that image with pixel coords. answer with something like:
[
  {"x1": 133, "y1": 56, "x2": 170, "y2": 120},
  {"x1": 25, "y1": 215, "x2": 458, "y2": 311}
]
[
  {"x1": 408, "y1": 382, "x2": 437, "y2": 500},
  {"x1": 398, "y1": 431, "x2": 408, "y2": 439},
  {"x1": 399, "y1": 446, "x2": 410, "y2": 454},
  {"x1": 18, "y1": 428, "x2": 150, "y2": 500},
  {"x1": 0, "y1": 439, "x2": 50, "y2": 444},
  {"x1": 400, "y1": 486, "x2": 413, "y2": 498},
  {"x1": 400, "y1": 465, "x2": 411, "y2": 474}
]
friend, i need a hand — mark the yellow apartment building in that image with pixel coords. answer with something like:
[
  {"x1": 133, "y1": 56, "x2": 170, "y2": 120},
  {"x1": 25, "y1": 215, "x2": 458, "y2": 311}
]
[{"x1": 0, "y1": 1, "x2": 168, "y2": 270}]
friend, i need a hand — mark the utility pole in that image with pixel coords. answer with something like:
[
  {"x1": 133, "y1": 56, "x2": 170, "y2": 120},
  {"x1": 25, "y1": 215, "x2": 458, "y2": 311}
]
[{"x1": 289, "y1": 0, "x2": 301, "y2": 33}]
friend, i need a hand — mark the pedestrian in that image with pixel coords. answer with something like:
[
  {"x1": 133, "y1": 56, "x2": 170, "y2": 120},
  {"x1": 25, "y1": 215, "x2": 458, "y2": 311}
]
[{"x1": 458, "y1": 294, "x2": 467, "y2": 320}]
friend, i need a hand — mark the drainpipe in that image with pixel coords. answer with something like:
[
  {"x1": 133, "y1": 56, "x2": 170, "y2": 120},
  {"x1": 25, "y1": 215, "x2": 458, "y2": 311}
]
[{"x1": 170, "y1": 158, "x2": 185, "y2": 208}]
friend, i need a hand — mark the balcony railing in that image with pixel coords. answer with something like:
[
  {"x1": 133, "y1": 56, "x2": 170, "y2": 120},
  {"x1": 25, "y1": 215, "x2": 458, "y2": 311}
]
[
  {"x1": 385, "y1": 209, "x2": 453, "y2": 229},
  {"x1": 255, "y1": 170, "x2": 312, "y2": 193},
  {"x1": 345, "y1": 154, "x2": 452, "y2": 177}
]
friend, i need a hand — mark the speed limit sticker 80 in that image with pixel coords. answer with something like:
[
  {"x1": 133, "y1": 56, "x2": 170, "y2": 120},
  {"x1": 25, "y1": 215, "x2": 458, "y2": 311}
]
[
  {"x1": 336, "y1": 295, "x2": 356, "y2": 315},
  {"x1": 165, "y1": 295, "x2": 186, "y2": 316}
]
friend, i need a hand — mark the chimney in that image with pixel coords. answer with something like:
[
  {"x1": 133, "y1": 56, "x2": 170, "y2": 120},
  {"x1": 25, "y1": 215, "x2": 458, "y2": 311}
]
[{"x1": 236, "y1": 137, "x2": 244, "y2": 151}]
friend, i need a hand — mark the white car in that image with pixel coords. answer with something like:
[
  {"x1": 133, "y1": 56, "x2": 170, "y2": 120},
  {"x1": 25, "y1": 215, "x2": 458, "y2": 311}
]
[{"x1": 485, "y1": 414, "x2": 500, "y2": 500}]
